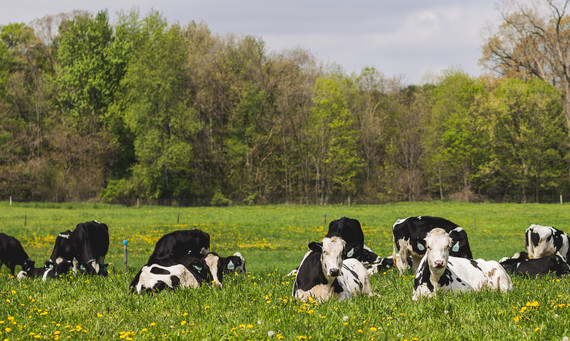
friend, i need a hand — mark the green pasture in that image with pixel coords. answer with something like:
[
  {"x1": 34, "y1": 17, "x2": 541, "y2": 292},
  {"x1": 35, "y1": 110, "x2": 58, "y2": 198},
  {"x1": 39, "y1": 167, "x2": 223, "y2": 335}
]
[{"x1": 0, "y1": 201, "x2": 569, "y2": 340}]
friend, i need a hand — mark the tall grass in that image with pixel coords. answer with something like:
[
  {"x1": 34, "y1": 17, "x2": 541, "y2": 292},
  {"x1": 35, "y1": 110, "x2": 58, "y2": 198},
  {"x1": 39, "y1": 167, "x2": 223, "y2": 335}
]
[{"x1": 0, "y1": 201, "x2": 569, "y2": 339}]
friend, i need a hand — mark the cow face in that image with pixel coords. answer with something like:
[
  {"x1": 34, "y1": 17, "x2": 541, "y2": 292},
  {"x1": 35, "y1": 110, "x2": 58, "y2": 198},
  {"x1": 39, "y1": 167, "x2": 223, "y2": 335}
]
[
  {"x1": 424, "y1": 228, "x2": 453, "y2": 276},
  {"x1": 203, "y1": 253, "x2": 223, "y2": 288},
  {"x1": 527, "y1": 225, "x2": 556, "y2": 259},
  {"x1": 223, "y1": 252, "x2": 246, "y2": 274},
  {"x1": 319, "y1": 236, "x2": 346, "y2": 280},
  {"x1": 22, "y1": 258, "x2": 35, "y2": 272}
]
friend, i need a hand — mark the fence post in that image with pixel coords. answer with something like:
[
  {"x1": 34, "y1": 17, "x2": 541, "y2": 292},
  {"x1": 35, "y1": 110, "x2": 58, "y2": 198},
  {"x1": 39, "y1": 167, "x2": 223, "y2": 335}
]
[
  {"x1": 324, "y1": 214, "x2": 327, "y2": 226},
  {"x1": 123, "y1": 240, "x2": 128, "y2": 273}
]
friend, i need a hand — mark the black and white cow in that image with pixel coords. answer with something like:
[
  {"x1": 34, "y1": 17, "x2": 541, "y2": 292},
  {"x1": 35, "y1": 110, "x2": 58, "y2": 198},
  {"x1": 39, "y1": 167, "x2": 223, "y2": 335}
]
[
  {"x1": 412, "y1": 228, "x2": 512, "y2": 301},
  {"x1": 129, "y1": 252, "x2": 226, "y2": 294},
  {"x1": 17, "y1": 259, "x2": 72, "y2": 281},
  {"x1": 326, "y1": 217, "x2": 381, "y2": 265},
  {"x1": 0, "y1": 233, "x2": 35, "y2": 276},
  {"x1": 45, "y1": 220, "x2": 109, "y2": 276},
  {"x1": 146, "y1": 229, "x2": 210, "y2": 264},
  {"x1": 392, "y1": 216, "x2": 473, "y2": 274},
  {"x1": 222, "y1": 252, "x2": 247, "y2": 274},
  {"x1": 292, "y1": 234, "x2": 373, "y2": 302},
  {"x1": 525, "y1": 224, "x2": 570, "y2": 261},
  {"x1": 499, "y1": 251, "x2": 570, "y2": 277}
]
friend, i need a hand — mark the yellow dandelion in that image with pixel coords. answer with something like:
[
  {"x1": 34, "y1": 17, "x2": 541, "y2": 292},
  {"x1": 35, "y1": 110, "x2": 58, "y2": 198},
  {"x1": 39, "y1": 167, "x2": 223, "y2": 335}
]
[
  {"x1": 370, "y1": 327, "x2": 378, "y2": 332},
  {"x1": 180, "y1": 321, "x2": 187, "y2": 326},
  {"x1": 535, "y1": 327, "x2": 540, "y2": 332}
]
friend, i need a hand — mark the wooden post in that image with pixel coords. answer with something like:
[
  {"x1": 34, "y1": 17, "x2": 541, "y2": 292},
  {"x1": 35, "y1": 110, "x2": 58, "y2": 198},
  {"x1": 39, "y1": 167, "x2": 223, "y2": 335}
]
[
  {"x1": 9, "y1": 196, "x2": 12, "y2": 207},
  {"x1": 473, "y1": 217, "x2": 476, "y2": 231},
  {"x1": 177, "y1": 212, "x2": 180, "y2": 224},
  {"x1": 123, "y1": 240, "x2": 128, "y2": 273},
  {"x1": 137, "y1": 198, "x2": 140, "y2": 208},
  {"x1": 348, "y1": 196, "x2": 351, "y2": 207},
  {"x1": 24, "y1": 214, "x2": 27, "y2": 226},
  {"x1": 324, "y1": 214, "x2": 327, "y2": 226},
  {"x1": 561, "y1": 194, "x2": 563, "y2": 204}
]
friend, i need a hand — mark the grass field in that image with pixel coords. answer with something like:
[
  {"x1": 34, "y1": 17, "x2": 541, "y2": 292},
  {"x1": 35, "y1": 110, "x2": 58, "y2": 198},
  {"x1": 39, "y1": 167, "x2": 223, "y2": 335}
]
[{"x1": 0, "y1": 201, "x2": 569, "y2": 340}]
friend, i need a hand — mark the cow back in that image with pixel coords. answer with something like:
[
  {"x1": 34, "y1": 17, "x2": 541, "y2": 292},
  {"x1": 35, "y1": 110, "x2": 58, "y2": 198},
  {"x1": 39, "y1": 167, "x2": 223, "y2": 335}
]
[
  {"x1": 71, "y1": 221, "x2": 110, "y2": 263},
  {"x1": 148, "y1": 229, "x2": 210, "y2": 264},
  {"x1": 393, "y1": 216, "x2": 460, "y2": 255},
  {"x1": 0, "y1": 233, "x2": 29, "y2": 263},
  {"x1": 326, "y1": 217, "x2": 364, "y2": 259}
]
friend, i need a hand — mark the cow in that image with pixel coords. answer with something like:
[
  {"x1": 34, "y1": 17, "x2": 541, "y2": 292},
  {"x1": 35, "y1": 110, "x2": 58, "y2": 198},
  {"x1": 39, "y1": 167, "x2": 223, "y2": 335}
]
[
  {"x1": 129, "y1": 252, "x2": 226, "y2": 294},
  {"x1": 146, "y1": 229, "x2": 210, "y2": 265},
  {"x1": 292, "y1": 234, "x2": 373, "y2": 302},
  {"x1": 0, "y1": 233, "x2": 35, "y2": 276},
  {"x1": 326, "y1": 217, "x2": 381, "y2": 265},
  {"x1": 223, "y1": 252, "x2": 247, "y2": 274},
  {"x1": 499, "y1": 251, "x2": 570, "y2": 277},
  {"x1": 392, "y1": 216, "x2": 473, "y2": 274},
  {"x1": 412, "y1": 228, "x2": 512, "y2": 301},
  {"x1": 45, "y1": 220, "x2": 109, "y2": 276},
  {"x1": 17, "y1": 259, "x2": 72, "y2": 281},
  {"x1": 525, "y1": 224, "x2": 570, "y2": 261}
]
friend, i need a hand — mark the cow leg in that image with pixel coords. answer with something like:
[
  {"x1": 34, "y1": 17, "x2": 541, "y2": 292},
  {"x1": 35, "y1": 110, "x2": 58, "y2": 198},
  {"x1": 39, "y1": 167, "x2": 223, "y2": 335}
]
[{"x1": 397, "y1": 240, "x2": 410, "y2": 275}]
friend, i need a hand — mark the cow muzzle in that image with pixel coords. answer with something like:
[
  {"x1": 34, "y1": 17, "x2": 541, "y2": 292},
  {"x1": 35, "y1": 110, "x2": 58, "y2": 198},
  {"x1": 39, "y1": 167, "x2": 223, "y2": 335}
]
[
  {"x1": 434, "y1": 260, "x2": 445, "y2": 269},
  {"x1": 329, "y1": 268, "x2": 340, "y2": 277}
]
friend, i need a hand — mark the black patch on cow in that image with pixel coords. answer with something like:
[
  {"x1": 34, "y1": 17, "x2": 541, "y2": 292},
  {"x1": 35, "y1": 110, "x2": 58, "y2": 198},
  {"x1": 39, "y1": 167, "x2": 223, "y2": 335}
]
[
  {"x1": 448, "y1": 228, "x2": 473, "y2": 259},
  {"x1": 294, "y1": 250, "x2": 330, "y2": 292},
  {"x1": 150, "y1": 267, "x2": 171, "y2": 275},
  {"x1": 153, "y1": 280, "x2": 169, "y2": 292},
  {"x1": 170, "y1": 275, "x2": 180, "y2": 288},
  {"x1": 147, "y1": 229, "x2": 210, "y2": 266},
  {"x1": 437, "y1": 269, "x2": 454, "y2": 287},
  {"x1": 552, "y1": 229, "x2": 564, "y2": 249},
  {"x1": 414, "y1": 261, "x2": 434, "y2": 292},
  {"x1": 501, "y1": 251, "x2": 570, "y2": 277},
  {"x1": 469, "y1": 259, "x2": 482, "y2": 271},
  {"x1": 530, "y1": 232, "x2": 540, "y2": 247},
  {"x1": 342, "y1": 263, "x2": 359, "y2": 279},
  {"x1": 332, "y1": 279, "x2": 343, "y2": 294}
]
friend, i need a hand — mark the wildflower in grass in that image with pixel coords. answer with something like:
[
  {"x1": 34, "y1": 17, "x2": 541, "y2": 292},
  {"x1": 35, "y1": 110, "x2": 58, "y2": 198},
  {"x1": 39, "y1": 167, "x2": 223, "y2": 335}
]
[
  {"x1": 370, "y1": 327, "x2": 377, "y2": 332},
  {"x1": 150, "y1": 322, "x2": 156, "y2": 327},
  {"x1": 181, "y1": 321, "x2": 187, "y2": 326},
  {"x1": 527, "y1": 301, "x2": 539, "y2": 308},
  {"x1": 535, "y1": 327, "x2": 540, "y2": 332}
]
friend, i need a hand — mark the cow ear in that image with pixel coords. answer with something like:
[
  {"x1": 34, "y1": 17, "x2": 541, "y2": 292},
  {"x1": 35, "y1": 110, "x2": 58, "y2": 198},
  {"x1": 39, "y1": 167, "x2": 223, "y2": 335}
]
[
  {"x1": 308, "y1": 242, "x2": 322, "y2": 252},
  {"x1": 452, "y1": 241, "x2": 460, "y2": 253},
  {"x1": 346, "y1": 248, "x2": 355, "y2": 258}
]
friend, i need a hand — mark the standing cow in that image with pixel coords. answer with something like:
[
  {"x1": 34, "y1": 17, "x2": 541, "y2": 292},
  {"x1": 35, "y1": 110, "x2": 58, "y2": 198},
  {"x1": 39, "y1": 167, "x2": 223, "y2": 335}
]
[
  {"x1": 146, "y1": 229, "x2": 210, "y2": 265},
  {"x1": 45, "y1": 220, "x2": 109, "y2": 276},
  {"x1": 525, "y1": 224, "x2": 570, "y2": 261},
  {"x1": 0, "y1": 233, "x2": 35, "y2": 275},
  {"x1": 392, "y1": 216, "x2": 473, "y2": 274}
]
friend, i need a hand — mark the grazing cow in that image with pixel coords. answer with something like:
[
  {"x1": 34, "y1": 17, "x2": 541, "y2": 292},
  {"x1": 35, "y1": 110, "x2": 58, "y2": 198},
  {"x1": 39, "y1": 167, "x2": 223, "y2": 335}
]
[
  {"x1": 326, "y1": 217, "x2": 381, "y2": 264},
  {"x1": 0, "y1": 233, "x2": 35, "y2": 275},
  {"x1": 412, "y1": 228, "x2": 512, "y2": 301},
  {"x1": 129, "y1": 252, "x2": 225, "y2": 294},
  {"x1": 147, "y1": 229, "x2": 210, "y2": 264},
  {"x1": 499, "y1": 251, "x2": 570, "y2": 277},
  {"x1": 392, "y1": 216, "x2": 473, "y2": 274},
  {"x1": 525, "y1": 224, "x2": 570, "y2": 261},
  {"x1": 45, "y1": 220, "x2": 109, "y2": 276},
  {"x1": 292, "y1": 235, "x2": 373, "y2": 302}
]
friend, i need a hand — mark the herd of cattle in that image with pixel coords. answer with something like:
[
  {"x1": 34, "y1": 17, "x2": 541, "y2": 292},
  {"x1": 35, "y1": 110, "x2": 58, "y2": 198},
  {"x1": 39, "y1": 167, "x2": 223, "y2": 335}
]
[{"x1": 0, "y1": 216, "x2": 569, "y2": 301}]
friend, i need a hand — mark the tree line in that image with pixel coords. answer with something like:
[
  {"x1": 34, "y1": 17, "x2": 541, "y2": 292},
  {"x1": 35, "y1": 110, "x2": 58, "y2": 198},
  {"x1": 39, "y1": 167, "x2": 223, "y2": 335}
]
[{"x1": 0, "y1": 5, "x2": 569, "y2": 205}]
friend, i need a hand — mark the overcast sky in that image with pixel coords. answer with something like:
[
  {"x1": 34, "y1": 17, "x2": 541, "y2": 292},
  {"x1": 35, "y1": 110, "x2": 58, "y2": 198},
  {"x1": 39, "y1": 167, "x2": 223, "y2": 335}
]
[{"x1": 0, "y1": 0, "x2": 503, "y2": 85}]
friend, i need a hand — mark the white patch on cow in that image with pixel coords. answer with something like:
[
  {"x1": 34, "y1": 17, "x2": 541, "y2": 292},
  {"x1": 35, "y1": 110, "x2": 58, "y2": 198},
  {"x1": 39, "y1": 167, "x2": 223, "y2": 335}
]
[
  {"x1": 321, "y1": 236, "x2": 345, "y2": 280},
  {"x1": 337, "y1": 259, "x2": 372, "y2": 300},
  {"x1": 42, "y1": 268, "x2": 54, "y2": 282},
  {"x1": 392, "y1": 217, "x2": 411, "y2": 230},
  {"x1": 200, "y1": 247, "x2": 210, "y2": 255},
  {"x1": 295, "y1": 284, "x2": 337, "y2": 302},
  {"x1": 16, "y1": 271, "x2": 27, "y2": 280},
  {"x1": 55, "y1": 257, "x2": 65, "y2": 264},
  {"x1": 204, "y1": 253, "x2": 222, "y2": 288}
]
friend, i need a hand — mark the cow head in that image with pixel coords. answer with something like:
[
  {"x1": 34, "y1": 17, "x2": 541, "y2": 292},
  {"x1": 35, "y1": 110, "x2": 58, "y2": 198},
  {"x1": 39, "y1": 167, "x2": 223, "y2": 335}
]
[
  {"x1": 310, "y1": 235, "x2": 346, "y2": 280},
  {"x1": 424, "y1": 228, "x2": 453, "y2": 276},
  {"x1": 527, "y1": 225, "x2": 556, "y2": 259},
  {"x1": 202, "y1": 253, "x2": 224, "y2": 288},
  {"x1": 222, "y1": 252, "x2": 247, "y2": 274},
  {"x1": 22, "y1": 258, "x2": 35, "y2": 272}
]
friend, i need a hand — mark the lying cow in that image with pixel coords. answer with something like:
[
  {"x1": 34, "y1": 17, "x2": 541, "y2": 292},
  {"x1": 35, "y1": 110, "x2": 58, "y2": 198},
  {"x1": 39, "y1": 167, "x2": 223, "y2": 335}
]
[
  {"x1": 45, "y1": 220, "x2": 109, "y2": 276},
  {"x1": 17, "y1": 259, "x2": 72, "y2": 281},
  {"x1": 326, "y1": 217, "x2": 381, "y2": 264},
  {"x1": 0, "y1": 233, "x2": 35, "y2": 276},
  {"x1": 130, "y1": 252, "x2": 227, "y2": 294},
  {"x1": 292, "y1": 234, "x2": 373, "y2": 302},
  {"x1": 392, "y1": 216, "x2": 473, "y2": 274},
  {"x1": 412, "y1": 228, "x2": 512, "y2": 301},
  {"x1": 525, "y1": 224, "x2": 570, "y2": 261},
  {"x1": 147, "y1": 229, "x2": 210, "y2": 264},
  {"x1": 499, "y1": 251, "x2": 570, "y2": 277},
  {"x1": 223, "y1": 252, "x2": 247, "y2": 274}
]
